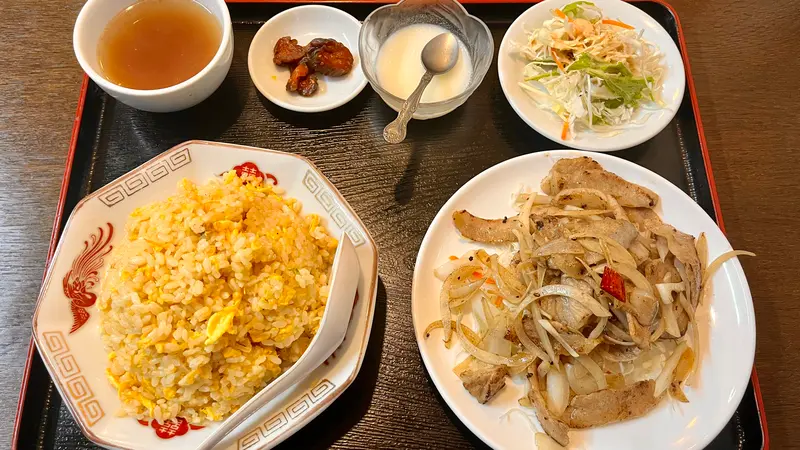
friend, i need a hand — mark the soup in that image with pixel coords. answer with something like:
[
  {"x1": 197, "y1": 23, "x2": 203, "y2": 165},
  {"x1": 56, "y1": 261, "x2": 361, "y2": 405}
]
[{"x1": 97, "y1": 0, "x2": 221, "y2": 90}]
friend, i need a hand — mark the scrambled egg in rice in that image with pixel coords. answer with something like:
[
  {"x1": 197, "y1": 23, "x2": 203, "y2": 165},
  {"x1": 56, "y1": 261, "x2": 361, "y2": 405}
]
[{"x1": 98, "y1": 171, "x2": 337, "y2": 424}]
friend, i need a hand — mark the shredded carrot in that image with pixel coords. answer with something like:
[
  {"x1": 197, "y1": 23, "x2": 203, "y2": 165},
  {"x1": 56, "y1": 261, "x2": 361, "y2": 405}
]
[
  {"x1": 472, "y1": 271, "x2": 483, "y2": 279},
  {"x1": 561, "y1": 121, "x2": 569, "y2": 140},
  {"x1": 602, "y1": 19, "x2": 635, "y2": 30},
  {"x1": 494, "y1": 297, "x2": 503, "y2": 307},
  {"x1": 550, "y1": 49, "x2": 565, "y2": 72},
  {"x1": 554, "y1": 8, "x2": 567, "y2": 20},
  {"x1": 449, "y1": 255, "x2": 459, "y2": 261},
  {"x1": 486, "y1": 277, "x2": 496, "y2": 285}
]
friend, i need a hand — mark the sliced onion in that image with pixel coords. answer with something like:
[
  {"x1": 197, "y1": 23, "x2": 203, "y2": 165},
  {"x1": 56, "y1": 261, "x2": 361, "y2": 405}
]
[
  {"x1": 537, "y1": 359, "x2": 551, "y2": 380},
  {"x1": 514, "y1": 314, "x2": 550, "y2": 361},
  {"x1": 449, "y1": 277, "x2": 486, "y2": 300},
  {"x1": 453, "y1": 355, "x2": 476, "y2": 376},
  {"x1": 455, "y1": 315, "x2": 535, "y2": 366},
  {"x1": 683, "y1": 313, "x2": 702, "y2": 387},
  {"x1": 604, "y1": 334, "x2": 637, "y2": 346},
  {"x1": 662, "y1": 303, "x2": 680, "y2": 338},
  {"x1": 550, "y1": 209, "x2": 611, "y2": 217},
  {"x1": 655, "y1": 282, "x2": 684, "y2": 304},
  {"x1": 573, "y1": 234, "x2": 637, "y2": 267},
  {"x1": 654, "y1": 341, "x2": 688, "y2": 397},
  {"x1": 552, "y1": 188, "x2": 627, "y2": 220},
  {"x1": 674, "y1": 258, "x2": 693, "y2": 307},
  {"x1": 565, "y1": 362, "x2": 598, "y2": 395},
  {"x1": 537, "y1": 263, "x2": 547, "y2": 290},
  {"x1": 514, "y1": 284, "x2": 610, "y2": 318},
  {"x1": 655, "y1": 235, "x2": 669, "y2": 261},
  {"x1": 576, "y1": 354, "x2": 608, "y2": 389},
  {"x1": 546, "y1": 366, "x2": 569, "y2": 415},
  {"x1": 532, "y1": 304, "x2": 556, "y2": 364},
  {"x1": 439, "y1": 264, "x2": 480, "y2": 342},
  {"x1": 424, "y1": 320, "x2": 481, "y2": 346},
  {"x1": 539, "y1": 319, "x2": 580, "y2": 357},
  {"x1": 676, "y1": 291, "x2": 694, "y2": 320},
  {"x1": 434, "y1": 251, "x2": 477, "y2": 280},
  {"x1": 516, "y1": 192, "x2": 552, "y2": 207},
  {"x1": 650, "y1": 315, "x2": 666, "y2": 342},
  {"x1": 696, "y1": 232, "x2": 708, "y2": 269},
  {"x1": 601, "y1": 345, "x2": 642, "y2": 363},
  {"x1": 702, "y1": 250, "x2": 756, "y2": 286},
  {"x1": 629, "y1": 240, "x2": 651, "y2": 265},
  {"x1": 576, "y1": 256, "x2": 603, "y2": 290},
  {"x1": 588, "y1": 316, "x2": 607, "y2": 339},
  {"x1": 614, "y1": 262, "x2": 654, "y2": 295},
  {"x1": 519, "y1": 190, "x2": 537, "y2": 234},
  {"x1": 512, "y1": 229, "x2": 530, "y2": 262},
  {"x1": 490, "y1": 255, "x2": 525, "y2": 302}
]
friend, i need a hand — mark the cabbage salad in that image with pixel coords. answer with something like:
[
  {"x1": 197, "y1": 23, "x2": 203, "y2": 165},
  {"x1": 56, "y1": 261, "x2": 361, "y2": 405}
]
[{"x1": 517, "y1": 1, "x2": 665, "y2": 139}]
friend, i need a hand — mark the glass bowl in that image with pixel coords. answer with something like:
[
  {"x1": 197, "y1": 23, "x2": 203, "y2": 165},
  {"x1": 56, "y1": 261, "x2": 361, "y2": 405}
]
[{"x1": 359, "y1": 0, "x2": 493, "y2": 119}]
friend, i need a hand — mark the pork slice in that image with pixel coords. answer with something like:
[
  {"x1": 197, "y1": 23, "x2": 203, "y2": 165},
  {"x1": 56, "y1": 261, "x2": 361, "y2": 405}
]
[
  {"x1": 459, "y1": 364, "x2": 508, "y2": 404},
  {"x1": 528, "y1": 387, "x2": 570, "y2": 446},
  {"x1": 546, "y1": 165, "x2": 659, "y2": 208},
  {"x1": 625, "y1": 207, "x2": 663, "y2": 232},
  {"x1": 571, "y1": 217, "x2": 639, "y2": 248},
  {"x1": 540, "y1": 295, "x2": 592, "y2": 330},
  {"x1": 452, "y1": 210, "x2": 522, "y2": 244},
  {"x1": 564, "y1": 380, "x2": 660, "y2": 428}
]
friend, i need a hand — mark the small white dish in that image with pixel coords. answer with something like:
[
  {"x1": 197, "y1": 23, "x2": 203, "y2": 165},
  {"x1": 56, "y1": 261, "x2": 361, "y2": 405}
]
[
  {"x1": 32, "y1": 141, "x2": 379, "y2": 450},
  {"x1": 73, "y1": 0, "x2": 234, "y2": 113},
  {"x1": 248, "y1": 5, "x2": 367, "y2": 113},
  {"x1": 412, "y1": 150, "x2": 755, "y2": 449},
  {"x1": 497, "y1": 0, "x2": 686, "y2": 151}
]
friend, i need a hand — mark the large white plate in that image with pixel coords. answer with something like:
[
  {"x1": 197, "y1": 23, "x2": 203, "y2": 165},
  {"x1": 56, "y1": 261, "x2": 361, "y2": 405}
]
[
  {"x1": 412, "y1": 150, "x2": 755, "y2": 449},
  {"x1": 498, "y1": 0, "x2": 686, "y2": 152}
]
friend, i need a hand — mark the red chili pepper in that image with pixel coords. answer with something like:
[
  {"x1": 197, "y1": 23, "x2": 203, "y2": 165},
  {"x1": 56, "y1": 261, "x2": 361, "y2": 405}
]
[{"x1": 600, "y1": 266, "x2": 626, "y2": 302}]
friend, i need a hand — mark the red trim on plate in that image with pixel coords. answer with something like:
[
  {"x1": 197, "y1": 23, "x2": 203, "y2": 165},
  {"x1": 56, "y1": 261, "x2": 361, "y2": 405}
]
[
  {"x1": 11, "y1": 74, "x2": 89, "y2": 450},
  {"x1": 14, "y1": 1, "x2": 769, "y2": 448}
]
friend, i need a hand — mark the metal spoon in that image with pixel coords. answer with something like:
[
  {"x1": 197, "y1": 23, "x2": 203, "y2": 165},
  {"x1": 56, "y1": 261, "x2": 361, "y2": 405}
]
[
  {"x1": 383, "y1": 32, "x2": 460, "y2": 144},
  {"x1": 195, "y1": 234, "x2": 359, "y2": 450}
]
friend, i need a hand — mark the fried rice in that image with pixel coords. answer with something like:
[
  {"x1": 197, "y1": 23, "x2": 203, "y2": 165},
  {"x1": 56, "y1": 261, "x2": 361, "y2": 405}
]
[{"x1": 98, "y1": 171, "x2": 338, "y2": 424}]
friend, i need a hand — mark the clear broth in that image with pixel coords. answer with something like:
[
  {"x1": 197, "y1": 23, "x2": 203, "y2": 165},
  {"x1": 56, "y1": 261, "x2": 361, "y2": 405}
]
[{"x1": 97, "y1": 0, "x2": 221, "y2": 90}]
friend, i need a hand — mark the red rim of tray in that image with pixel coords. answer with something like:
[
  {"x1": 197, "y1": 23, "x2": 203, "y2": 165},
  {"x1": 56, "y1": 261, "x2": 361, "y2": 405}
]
[{"x1": 12, "y1": 1, "x2": 768, "y2": 449}]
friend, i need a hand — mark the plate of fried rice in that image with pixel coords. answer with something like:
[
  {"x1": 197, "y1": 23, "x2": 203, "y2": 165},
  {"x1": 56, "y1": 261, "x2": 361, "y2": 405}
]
[{"x1": 32, "y1": 141, "x2": 378, "y2": 450}]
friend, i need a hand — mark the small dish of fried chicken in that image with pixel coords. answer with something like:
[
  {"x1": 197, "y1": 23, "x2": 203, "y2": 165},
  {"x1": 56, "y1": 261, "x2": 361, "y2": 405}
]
[{"x1": 248, "y1": 5, "x2": 367, "y2": 113}]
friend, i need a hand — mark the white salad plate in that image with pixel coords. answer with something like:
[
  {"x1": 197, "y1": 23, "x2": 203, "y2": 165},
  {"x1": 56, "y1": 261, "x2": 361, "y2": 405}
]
[
  {"x1": 248, "y1": 5, "x2": 368, "y2": 113},
  {"x1": 32, "y1": 141, "x2": 378, "y2": 450},
  {"x1": 412, "y1": 150, "x2": 755, "y2": 449},
  {"x1": 498, "y1": 0, "x2": 686, "y2": 152}
]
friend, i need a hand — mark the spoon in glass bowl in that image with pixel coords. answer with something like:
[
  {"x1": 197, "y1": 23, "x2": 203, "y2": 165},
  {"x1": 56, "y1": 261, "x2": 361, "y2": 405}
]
[{"x1": 383, "y1": 32, "x2": 459, "y2": 144}]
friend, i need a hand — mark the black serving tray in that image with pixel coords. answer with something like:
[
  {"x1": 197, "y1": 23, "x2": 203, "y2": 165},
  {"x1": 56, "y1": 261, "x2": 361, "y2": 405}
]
[{"x1": 13, "y1": 2, "x2": 766, "y2": 449}]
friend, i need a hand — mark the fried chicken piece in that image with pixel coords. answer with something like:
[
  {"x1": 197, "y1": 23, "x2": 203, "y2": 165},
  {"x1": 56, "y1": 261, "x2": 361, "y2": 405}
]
[
  {"x1": 305, "y1": 38, "x2": 354, "y2": 77},
  {"x1": 273, "y1": 36, "x2": 306, "y2": 66},
  {"x1": 286, "y1": 60, "x2": 310, "y2": 92},
  {"x1": 297, "y1": 74, "x2": 318, "y2": 97}
]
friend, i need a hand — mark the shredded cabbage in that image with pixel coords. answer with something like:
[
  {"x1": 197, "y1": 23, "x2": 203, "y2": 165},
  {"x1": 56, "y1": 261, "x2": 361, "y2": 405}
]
[{"x1": 516, "y1": 5, "x2": 665, "y2": 138}]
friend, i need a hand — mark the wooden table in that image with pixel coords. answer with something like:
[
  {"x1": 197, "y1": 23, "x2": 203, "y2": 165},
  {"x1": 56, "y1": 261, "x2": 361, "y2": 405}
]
[{"x1": 0, "y1": 0, "x2": 797, "y2": 448}]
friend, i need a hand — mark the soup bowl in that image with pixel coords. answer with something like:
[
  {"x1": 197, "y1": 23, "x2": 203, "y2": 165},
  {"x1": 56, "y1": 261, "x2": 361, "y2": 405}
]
[{"x1": 74, "y1": 0, "x2": 233, "y2": 113}]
